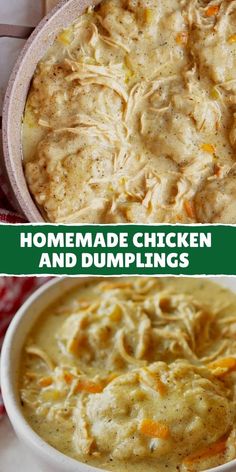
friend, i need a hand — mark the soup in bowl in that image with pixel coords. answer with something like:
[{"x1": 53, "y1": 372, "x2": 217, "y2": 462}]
[{"x1": 2, "y1": 277, "x2": 236, "y2": 472}]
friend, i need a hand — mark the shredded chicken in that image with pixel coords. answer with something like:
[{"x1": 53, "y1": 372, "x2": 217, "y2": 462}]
[
  {"x1": 25, "y1": 345, "x2": 54, "y2": 370},
  {"x1": 20, "y1": 277, "x2": 236, "y2": 471},
  {"x1": 23, "y1": 0, "x2": 236, "y2": 223}
]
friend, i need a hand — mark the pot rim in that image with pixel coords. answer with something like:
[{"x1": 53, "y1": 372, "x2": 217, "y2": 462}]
[{"x1": 2, "y1": 0, "x2": 98, "y2": 222}]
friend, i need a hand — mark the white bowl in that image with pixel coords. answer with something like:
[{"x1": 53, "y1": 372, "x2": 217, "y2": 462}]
[{"x1": 1, "y1": 277, "x2": 236, "y2": 472}]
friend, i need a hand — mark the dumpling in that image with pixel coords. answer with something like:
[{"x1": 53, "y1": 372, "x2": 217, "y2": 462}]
[
  {"x1": 195, "y1": 168, "x2": 236, "y2": 223},
  {"x1": 73, "y1": 360, "x2": 233, "y2": 463}
]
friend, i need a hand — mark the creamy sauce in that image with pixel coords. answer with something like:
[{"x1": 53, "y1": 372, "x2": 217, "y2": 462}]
[
  {"x1": 20, "y1": 277, "x2": 236, "y2": 471},
  {"x1": 23, "y1": 0, "x2": 236, "y2": 224}
]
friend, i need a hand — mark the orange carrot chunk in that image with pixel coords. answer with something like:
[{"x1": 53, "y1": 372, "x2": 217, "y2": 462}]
[
  {"x1": 76, "y1": 380, "x2": 104, "y2": 394},
  {"x1": 207, "y1": 357, "x2": 236, "y2": 376},
  {"x1": 147, "y1": 372, "x2": 167, "y2": 395},
  {"x1": 139, "y1": 419, "x2": 170, "y2": 439},
  {"x1": 39, "y1": 376, "x2": 53, "y2": 388},
  {"x1": 184, "y1": 200, "x2": 196, "y2": 219},
  {"x1": 201, "y1": 143, "x2": 215, "y2": 154},
  {"x1": 183, "y1": 439, "x2": 227, "y2": 465},
  {"x1": 64, "y1": 372, "x2": 74, "y2": 384},
  {"x1": 155, "y1": 378, "x2": 167, "y2": 395},
  {"x1": 205, "y1": 5, "x2": 219, "y2": 17}
]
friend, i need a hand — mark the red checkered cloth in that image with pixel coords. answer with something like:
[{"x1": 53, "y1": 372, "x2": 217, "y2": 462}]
[
  {"x1": 0, "y1": 169, "x2": 27, "y2": 223},
  {"x1": 0, "y1": 159, "x2": 50, "y2": 418},
  {"x1": 0, "y1": 277, "x2": 49, "y2": 417}
]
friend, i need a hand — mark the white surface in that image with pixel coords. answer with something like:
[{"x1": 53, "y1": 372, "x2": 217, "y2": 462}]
[
  {"x1": 0, "y1": 416, "x2": 42, "y2": 472},
  {"x1": 0, "y1": 0, "x2": 44, "y2": 111}
]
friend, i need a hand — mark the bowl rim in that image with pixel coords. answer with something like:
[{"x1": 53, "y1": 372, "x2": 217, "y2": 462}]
[
  {"x1": 0, "y1": 277, "x2": 105, "y2": 472},
  {"x1": 1, "y1": 276, "x2": 236, "y2": 472}
]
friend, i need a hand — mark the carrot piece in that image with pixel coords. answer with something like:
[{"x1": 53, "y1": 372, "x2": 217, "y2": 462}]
[
  {"x1": 64, "y1": 372, "x2": 74, "y2": 384},
  {"x1": 228, "y1": 34, "x2": 236, "y2": 44},
  {"x1": 139, "y1": 419, "x2": 170, "y2": 439},
  {"x1": 207, "y1": 357, "x2": 236, "y2": 377},
  {"x1": 184, "y1": 200, "x2": 196, "y2": 219},
  {"x1": 76, "y1": 380, "x2": 104, "y2": 394},
  {"x1": 183, "y1": 439, "x2": 227, "y2": 465},
  {"x1": 176, "y1": 32, "x2": 188, "y2": 45},
  {"x1": 205, "y1": 5, "x2": 219, "y2": 17},
  {"x1": 201, "y1": 143, "x2": 215, "y2": 154},
  {"x1": 147, "y1": 371, "x2": 167, "y2": 395},
  {"x1": 156, "y1": 378, "x2": 167, "y2": 395},
  {"x1": 39, "y1": 376, "x2": 52, "y2": 388}
]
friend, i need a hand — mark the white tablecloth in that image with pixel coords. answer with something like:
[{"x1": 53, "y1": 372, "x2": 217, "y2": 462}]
[{"x1": 0, "y1": 416, "x2": 42, "y2": 472}]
